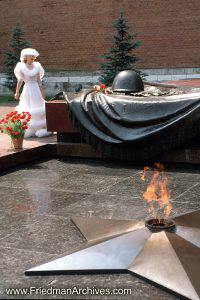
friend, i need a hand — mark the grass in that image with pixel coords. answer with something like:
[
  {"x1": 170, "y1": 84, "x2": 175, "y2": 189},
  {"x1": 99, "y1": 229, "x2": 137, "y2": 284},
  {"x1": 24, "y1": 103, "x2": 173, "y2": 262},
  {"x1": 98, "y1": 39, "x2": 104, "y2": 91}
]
[
  {"x1": 0, "y1": 96, "x2": 18, "y2": 105},
  {"x1": 0, "y1": 95, "x2": 53, "y2": 105}
]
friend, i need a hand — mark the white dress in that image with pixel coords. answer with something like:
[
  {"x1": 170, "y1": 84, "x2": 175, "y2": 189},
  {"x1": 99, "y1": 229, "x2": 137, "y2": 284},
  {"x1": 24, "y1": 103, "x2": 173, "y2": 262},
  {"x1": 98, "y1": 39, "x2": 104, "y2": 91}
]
[{"x1": 14, "y1": 61, "x2": 52, "y2": 138}]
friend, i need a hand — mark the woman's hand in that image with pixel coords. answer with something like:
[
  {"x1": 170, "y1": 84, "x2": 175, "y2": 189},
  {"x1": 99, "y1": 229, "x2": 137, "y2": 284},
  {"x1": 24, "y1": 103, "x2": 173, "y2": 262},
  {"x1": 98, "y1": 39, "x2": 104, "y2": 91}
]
[
  {"x1": 14, "y1": 92, "x2": 20, "y2": 100},
  {"x1": 15, "y1": 79, "x2": 23, "y2": 100},
  {"x1": 39, "y1": 86, "x2": 45, "y2": 99},
  {"x1": 37, "y1": 74, "x2": 45, "y2": 99}
]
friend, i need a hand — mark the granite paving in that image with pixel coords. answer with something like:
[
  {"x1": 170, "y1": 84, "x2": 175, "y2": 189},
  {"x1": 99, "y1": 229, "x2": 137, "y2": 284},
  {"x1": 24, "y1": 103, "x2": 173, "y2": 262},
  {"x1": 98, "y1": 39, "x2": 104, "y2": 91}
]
[{"x1": 0, "y1": 157, "x2": 199, "y2": 299}]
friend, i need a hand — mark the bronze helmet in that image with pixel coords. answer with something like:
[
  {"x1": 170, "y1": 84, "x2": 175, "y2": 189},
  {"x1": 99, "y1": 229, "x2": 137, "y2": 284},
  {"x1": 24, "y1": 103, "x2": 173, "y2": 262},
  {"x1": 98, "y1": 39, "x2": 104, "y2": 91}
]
[{"x1": 112, "y1": 70, "x2": 144, "y2": 93}]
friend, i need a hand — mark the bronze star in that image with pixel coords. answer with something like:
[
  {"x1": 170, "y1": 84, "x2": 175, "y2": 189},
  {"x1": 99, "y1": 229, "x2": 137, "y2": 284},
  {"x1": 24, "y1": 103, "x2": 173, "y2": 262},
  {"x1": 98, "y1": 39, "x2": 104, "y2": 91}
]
[{"x1": 26, "y1": 210, "x2": 200, "y2": 300}]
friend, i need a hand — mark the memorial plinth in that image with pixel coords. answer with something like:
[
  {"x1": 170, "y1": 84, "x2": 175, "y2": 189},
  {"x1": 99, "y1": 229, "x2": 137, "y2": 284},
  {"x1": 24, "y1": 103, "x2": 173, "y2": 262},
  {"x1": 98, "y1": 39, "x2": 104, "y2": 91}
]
[
  {"x1": 45, "y1": 100, "x2": 83, "y2": 143},
  {"x1": 45, "y1": 90, "x2": 200, "y2": 164}
]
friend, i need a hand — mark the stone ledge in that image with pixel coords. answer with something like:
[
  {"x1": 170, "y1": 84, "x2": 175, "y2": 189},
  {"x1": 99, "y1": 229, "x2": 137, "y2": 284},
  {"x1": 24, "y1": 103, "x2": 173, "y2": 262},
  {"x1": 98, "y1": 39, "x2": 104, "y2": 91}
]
[{"x1": 1, "y1": 141, "x2": 200, "y2": 173}]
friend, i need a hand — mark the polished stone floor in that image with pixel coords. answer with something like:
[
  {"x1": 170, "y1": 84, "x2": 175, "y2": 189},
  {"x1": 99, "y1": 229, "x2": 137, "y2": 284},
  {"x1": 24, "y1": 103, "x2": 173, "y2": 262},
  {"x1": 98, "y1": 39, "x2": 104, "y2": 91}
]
[{"x1": 0, "y1": 158, "x2": 200, "y2": 299}]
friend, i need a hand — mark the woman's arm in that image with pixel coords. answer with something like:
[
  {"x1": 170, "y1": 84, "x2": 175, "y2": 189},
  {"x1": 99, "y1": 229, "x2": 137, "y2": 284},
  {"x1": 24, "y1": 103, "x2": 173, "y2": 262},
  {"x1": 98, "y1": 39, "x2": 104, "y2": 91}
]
[
  {"x1": 37, "y1": 73, "x2": 45, "y2": 99},
  {"x1": 15, "y1": 79, "x2": 23, "y2": 100}
]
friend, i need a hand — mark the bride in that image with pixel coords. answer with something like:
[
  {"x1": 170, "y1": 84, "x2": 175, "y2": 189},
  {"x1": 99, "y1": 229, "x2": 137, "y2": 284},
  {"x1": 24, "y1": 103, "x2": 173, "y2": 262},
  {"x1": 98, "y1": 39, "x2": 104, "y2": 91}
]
[{"x1": 14, "y1": 48, "x2": 52, "y2": 138}]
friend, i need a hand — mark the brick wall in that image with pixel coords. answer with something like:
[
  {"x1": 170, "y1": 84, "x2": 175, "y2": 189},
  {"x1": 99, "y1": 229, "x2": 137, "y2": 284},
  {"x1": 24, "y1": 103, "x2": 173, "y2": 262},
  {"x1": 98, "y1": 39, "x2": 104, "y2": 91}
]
[{"x1": 0, "y1": 0, "x2": 200, "y2": 71}]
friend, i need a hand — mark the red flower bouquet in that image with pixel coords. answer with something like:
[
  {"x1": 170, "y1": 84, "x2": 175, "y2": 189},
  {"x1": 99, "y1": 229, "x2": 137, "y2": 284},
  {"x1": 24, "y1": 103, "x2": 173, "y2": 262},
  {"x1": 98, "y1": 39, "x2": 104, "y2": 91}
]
[
  {"x1": 94, "y1": 84, "x2": 113, "y2": 94},
  {"x1": 0, "y1": 111, "x2": 31, "y2": 138},
  {"x1": 0, "y1": 111, "x2": 31, "y2": 149}
]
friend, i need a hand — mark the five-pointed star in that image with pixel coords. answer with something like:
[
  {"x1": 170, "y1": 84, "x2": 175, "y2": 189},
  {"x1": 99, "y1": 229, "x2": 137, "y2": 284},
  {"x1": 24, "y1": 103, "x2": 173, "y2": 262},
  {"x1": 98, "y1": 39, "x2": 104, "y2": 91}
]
[{"x1": 26, "y1": 210, "x2": 200, "y2": 300}]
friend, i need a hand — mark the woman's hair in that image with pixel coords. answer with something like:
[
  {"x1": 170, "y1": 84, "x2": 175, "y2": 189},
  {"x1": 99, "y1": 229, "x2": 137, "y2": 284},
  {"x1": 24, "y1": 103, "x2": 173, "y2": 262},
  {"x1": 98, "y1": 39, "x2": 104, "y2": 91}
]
[
  {"x1": 22, "y1": 56, "x2": 27, "y2": 63},
  {"x1": 22, "y1": 55, "x2": 36, "y2": 63}
]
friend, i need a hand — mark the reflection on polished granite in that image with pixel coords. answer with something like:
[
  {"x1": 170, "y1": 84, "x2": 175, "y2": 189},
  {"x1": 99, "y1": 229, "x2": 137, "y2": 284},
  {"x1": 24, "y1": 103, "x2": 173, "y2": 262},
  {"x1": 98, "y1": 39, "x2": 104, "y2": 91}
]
[{"x1": 0, "y1": 158, "x2": 200, "y2": 299}]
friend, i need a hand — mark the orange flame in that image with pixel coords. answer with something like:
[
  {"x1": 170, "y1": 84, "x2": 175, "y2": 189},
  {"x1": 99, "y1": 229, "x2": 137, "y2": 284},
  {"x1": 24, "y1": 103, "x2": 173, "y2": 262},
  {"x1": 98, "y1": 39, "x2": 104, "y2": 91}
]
[
  {"x1": 140, "y1": 166, "x2": 149, "y2": 181},
  {"x1": 141, "y1": 163, "x2": 172, "y2": 222}
]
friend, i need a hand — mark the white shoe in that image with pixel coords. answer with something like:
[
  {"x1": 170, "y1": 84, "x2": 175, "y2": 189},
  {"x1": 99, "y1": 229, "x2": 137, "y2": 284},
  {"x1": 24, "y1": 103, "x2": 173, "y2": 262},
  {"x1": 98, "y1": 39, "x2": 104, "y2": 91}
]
[
  {"x1": 24, "y1": 129, "x2": 36, "y2": 138},
  {"x1": 35, "y1": 128, "x2": 52, "y2": 138}
]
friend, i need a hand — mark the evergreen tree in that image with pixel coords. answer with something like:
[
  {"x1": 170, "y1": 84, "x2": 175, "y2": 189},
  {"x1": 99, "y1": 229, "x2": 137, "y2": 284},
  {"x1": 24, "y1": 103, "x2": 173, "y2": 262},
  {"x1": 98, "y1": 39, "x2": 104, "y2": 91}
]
[
  {"x1": 99, "y1": 12, "x2": 143, "y2": 86},
  {"x1": 3, "y1": 25, "x2": 30, "y2": 93}
]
